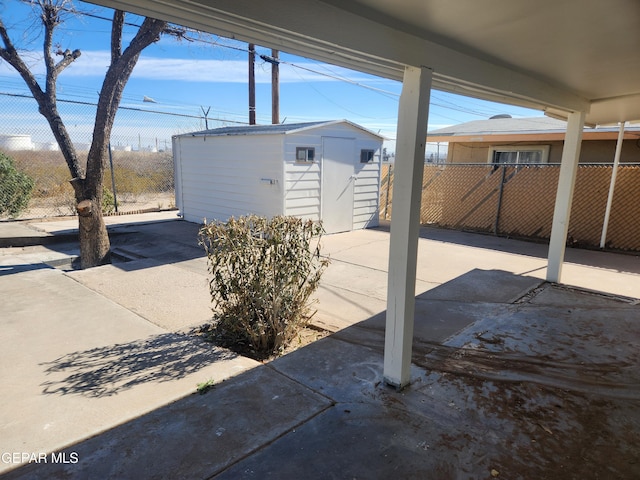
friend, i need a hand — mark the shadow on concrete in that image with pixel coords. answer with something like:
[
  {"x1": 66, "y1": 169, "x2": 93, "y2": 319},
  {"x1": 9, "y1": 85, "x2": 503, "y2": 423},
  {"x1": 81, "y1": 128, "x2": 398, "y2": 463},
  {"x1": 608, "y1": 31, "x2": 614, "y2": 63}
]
[
  {"x1": 0, "y1": 263, "x2": 53, "y2": 276},
  {"x1": 0, "y1": 218, "x2": 207, "y2": 275},
  {"x1": 6, "y1": 269, "x2": 640, "y2": 479},
  {"x1": 104, "y1": 219, "x2": 206, "y2": 272},
  {"x1": 376, "y1": 220, "x2": 640, "y2": 276},
  {"x1": 40, "y1": 333, "x2": 236, "y2": 398}
]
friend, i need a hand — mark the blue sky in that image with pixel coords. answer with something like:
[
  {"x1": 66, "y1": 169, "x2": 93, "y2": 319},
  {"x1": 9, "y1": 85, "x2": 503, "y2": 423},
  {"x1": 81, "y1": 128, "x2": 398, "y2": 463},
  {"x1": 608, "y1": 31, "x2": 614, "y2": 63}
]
[{"x1": 0, "y1": 0, "x2": 542, "y2": 152}]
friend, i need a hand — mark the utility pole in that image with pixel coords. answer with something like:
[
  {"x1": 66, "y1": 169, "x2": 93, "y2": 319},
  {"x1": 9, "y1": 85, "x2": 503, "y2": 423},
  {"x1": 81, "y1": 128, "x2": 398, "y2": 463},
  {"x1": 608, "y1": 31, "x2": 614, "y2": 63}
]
[
  {"x1": 271, "y1": 49, "x2": 279, "y2": 124},
  {"x1": 248, "y1": 43, "x2": 256, "y2": 125}
]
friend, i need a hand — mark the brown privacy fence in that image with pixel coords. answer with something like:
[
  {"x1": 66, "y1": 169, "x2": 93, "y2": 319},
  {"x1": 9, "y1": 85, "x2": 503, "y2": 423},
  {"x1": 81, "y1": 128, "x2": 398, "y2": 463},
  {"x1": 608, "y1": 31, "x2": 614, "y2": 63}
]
[{"x1": 380, "y1": 163, "x2": 640, "y2": 252}]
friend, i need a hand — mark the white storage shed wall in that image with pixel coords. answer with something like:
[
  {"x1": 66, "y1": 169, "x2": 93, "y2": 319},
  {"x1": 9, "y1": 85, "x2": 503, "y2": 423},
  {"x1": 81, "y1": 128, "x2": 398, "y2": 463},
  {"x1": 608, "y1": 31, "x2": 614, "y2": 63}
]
[
  {"x1": 283, "y1": 123, "x2": 383, "y2": 232},
  {"x1": 174, "y1": 121, "x2": 383, "y2": 233},
  {"x1": 173, "y1": 133, "x2": 285, "y2": 223}
]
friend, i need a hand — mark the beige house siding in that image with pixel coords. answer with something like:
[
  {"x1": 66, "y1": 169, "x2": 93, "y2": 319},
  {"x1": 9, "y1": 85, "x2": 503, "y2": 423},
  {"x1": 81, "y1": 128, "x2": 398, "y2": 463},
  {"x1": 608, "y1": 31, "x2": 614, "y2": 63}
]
[{"x1": 446, "y1": 139, "x2": 640, "y2": 164}]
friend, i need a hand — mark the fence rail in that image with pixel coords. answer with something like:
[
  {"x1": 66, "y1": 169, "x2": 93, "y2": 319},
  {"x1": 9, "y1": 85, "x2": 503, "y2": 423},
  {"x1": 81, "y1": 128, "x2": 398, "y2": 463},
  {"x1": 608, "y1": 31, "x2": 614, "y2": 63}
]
[{"x1": 380, "y1": 162, "x2": 640, "y2": 252}]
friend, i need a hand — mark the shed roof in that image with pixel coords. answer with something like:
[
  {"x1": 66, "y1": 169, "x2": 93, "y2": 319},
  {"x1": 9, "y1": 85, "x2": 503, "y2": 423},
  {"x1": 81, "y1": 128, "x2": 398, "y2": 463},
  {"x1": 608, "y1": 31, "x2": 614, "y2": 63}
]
[{"x1": 177, "y1": 120, "x2": 385, "y2": 140}]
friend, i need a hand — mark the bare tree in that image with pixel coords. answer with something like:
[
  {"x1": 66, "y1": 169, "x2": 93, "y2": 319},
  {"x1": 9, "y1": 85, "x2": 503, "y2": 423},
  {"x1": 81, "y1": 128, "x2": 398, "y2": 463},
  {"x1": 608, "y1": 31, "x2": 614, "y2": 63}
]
[{"x1": 0, "y1": 0, "x2": 171, "y2": 267}]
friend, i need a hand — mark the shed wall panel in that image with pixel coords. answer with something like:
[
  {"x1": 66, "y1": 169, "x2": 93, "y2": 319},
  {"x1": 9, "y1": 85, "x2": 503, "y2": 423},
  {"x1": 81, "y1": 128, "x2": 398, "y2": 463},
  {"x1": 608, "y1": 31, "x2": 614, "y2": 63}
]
[
  {"x1": 352, "y1": 138, "x2": 382, "y2": 229},
  {"x1": 284, "y1": 131, "x2": 323, "y2": 222},
  {"x1": 283, "y1": 124, "x2": 382, "y2": 228},
  {"x1": 176, "y1": 134, "x2": 284, "y2": 223}
]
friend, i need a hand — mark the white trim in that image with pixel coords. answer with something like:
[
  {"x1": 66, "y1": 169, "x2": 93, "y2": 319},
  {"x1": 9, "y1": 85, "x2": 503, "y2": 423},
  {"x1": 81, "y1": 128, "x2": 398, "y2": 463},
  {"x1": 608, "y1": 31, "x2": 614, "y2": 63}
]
[
  {"x1": 172, "y1": 136, "x2": 184, "y2": 215},
  {"x1": 547, "y1": 111, "x2": 585, "y2": 283},
  {"x1": 487, "y1": 145, "x2": 550, "y2": 164},
  {"x1": 384, "y1": 66, "x2": 432, "y2": 389},
  {"x1": 286, "y1": 119, "x2": 385, "y2": 140},
  {"x1": 600, "y1": 122, "x2": 627, "y2": 248}
]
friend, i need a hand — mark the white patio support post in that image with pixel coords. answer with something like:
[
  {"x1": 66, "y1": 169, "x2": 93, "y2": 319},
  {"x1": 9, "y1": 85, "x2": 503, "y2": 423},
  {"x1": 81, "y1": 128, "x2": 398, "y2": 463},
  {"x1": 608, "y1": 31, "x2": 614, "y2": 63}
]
[
  {"x1": 599, "y1": 121, "x2": 627, "y2": 248},
  {"x1": 383, "y1": 65, "x2": 432, "y2": 389},
  {"x1": 547, "y1": 111, "x2": 585, "y2": 283}
]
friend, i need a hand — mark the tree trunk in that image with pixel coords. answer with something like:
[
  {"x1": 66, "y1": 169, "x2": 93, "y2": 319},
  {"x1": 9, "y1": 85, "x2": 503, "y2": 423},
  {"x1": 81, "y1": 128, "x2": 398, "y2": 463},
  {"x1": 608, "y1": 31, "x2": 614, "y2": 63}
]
[
  {"x1": 2, "y1": 10, "x2": 168, "y2": 269},
  {"x1": 77, "y1": 197, "x2": 110, "y2": 268}
]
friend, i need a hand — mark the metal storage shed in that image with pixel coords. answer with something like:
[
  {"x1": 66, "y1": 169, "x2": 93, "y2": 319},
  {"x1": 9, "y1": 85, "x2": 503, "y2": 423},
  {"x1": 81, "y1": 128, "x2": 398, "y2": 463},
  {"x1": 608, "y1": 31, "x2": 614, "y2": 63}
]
[{"x1": 172, "y1": 120, "x2": 384, "y2": 234}]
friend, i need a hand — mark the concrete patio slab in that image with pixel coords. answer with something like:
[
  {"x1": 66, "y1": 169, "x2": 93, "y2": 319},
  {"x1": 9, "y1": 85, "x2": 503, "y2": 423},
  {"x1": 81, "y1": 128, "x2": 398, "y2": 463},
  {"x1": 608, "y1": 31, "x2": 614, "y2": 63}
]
[
  {"x1": 0, "y1": 222, "x2": 54, "y2": 247},
  {"x1": 1, "y1": 214, "x2": 639, "y2": 478},
  {"x1": 0, "y1": 265, "x2": 257, "y2": 475},
  {"x1": 5, "y1": 367, "x2": 333, "y2": 480},
  {"x1": 318, "y1": 258, "x2": 438, "y2": 302},
  {"x1": 312, "y1": 282, "x2": 387, "y2": 332},
  {"x1": 217, "y1": 280, "x2": 640, "y2": 479},
  {"x1": 67, "y1": 258, "x2": 213, "y2": 332},
  {"x1": 418, "y1": 268, "x2": 542, "y2": 303}
]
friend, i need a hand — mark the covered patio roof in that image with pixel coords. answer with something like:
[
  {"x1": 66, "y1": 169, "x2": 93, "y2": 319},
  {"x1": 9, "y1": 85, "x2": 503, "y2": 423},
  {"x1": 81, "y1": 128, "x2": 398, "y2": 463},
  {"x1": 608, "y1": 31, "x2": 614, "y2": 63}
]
[
  {"x1": 88, "y1": 0, "x2": 640, "y2": 388},
  {"x1": 94, "y1": 0, "x2": 640, "y2": 126}
]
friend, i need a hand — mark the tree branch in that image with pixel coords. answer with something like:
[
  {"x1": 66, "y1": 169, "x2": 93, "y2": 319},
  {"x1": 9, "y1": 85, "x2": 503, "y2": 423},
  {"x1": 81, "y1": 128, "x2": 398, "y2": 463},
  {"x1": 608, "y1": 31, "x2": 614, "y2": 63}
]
[
  {"x1": 41, "y1": 1, "x2": 59, "y2": 100},
  {"x1": 85, "y1": 14, "x2": 168, "y2": 191},
  {"x1": 111, "y1": 10, "x2": 124, "y2": 64},
  {"x1": 54, "y1": 48, "x2": 81, "y2": 73},
  {"x1": 107, "y1": 16, "x2": 167, "y2": 118},
  {"x1": 0, "y1": 14, "x2": 82, "y2": 180}
]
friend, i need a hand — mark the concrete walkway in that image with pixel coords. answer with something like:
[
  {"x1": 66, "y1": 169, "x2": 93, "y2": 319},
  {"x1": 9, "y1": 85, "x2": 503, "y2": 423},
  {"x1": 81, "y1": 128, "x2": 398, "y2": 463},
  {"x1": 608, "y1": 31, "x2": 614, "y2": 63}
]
[{"x1": 1, "y1": 214, "x2": 639, "y2": 478}]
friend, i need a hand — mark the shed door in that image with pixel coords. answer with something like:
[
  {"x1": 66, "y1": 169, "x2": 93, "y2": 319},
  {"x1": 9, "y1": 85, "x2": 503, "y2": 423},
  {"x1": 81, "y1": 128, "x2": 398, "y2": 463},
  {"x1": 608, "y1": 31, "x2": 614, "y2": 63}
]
[{"x1": 322, "y1": 137, "x2": 355, "y2": 234}]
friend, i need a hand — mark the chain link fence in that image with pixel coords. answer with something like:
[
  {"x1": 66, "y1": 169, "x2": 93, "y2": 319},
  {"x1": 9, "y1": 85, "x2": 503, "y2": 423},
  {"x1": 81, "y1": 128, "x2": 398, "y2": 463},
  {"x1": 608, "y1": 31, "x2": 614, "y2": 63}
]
[
  {"x1": 0, "y1": 92, "x2": 218, "y2": 220},
  {"x1": 380, "y1": 162, "x2": 640, "y2": 252}
]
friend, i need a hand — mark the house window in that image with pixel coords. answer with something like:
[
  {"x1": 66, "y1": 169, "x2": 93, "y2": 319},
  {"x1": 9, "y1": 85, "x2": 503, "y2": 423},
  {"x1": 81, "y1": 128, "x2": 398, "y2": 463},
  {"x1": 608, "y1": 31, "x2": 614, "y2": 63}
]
[
  {"x1": 360, "y1": 149, "x2": 375, "y2": 163},
  {"x1": 488, "y1": 145, "x2": 550, "y2": 165},
  {"x1": 296, "y1": 147, "x2": 315, "y2": 163}
]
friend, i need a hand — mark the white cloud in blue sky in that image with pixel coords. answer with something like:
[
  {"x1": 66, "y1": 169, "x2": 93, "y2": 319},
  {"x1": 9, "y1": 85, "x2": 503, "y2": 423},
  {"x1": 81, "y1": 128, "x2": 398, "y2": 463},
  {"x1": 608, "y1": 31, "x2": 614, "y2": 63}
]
[{"x1": 0, "y1": 48, "x2": 379, "y2": 85}]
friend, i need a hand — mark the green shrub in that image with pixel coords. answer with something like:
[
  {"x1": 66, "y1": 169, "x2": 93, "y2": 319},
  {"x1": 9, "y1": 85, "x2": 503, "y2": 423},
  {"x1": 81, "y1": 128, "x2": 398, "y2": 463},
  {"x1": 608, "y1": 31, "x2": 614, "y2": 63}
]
[
  {"x1": 199, "y1": 215, "x2": 329, "y2": 359},
  {"x1": 0, "y1": 152, "x2": 35, "y2": 218},
  {"x1": 102, "y1": 187, "x2": 117, "y2": 214}
]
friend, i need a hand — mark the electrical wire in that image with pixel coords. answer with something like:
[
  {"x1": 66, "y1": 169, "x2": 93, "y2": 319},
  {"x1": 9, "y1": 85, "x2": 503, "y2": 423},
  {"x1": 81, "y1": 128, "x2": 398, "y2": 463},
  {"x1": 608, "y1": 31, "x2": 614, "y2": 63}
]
[
  {"x1": 51, "y1": 5, "x2": 519, "y2": 121},
  {"x1": 4, "y1": 3, "x2": 544, "y2": 131}
]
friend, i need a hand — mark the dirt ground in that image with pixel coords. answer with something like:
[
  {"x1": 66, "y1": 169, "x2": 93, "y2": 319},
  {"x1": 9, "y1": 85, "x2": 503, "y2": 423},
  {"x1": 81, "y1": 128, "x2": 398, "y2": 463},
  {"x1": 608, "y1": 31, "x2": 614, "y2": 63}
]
[{"x1": 195, "y1": 322, "x2": 330, "y2": 362}]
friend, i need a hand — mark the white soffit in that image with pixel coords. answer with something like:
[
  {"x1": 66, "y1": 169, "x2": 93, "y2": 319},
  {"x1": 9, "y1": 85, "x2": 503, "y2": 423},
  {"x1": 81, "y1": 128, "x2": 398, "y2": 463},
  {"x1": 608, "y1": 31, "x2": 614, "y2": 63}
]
[{"x1": 88, "y1": 0, "x2": 640, "y2": 125}]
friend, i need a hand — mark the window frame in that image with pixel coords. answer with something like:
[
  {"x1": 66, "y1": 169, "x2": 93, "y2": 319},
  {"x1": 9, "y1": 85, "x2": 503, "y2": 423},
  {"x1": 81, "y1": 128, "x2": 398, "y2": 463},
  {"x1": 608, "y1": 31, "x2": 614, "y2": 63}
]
[
  {"x1": 360, "y1": 149, "x2": 375, "y2": 163},
  {"x1": 295, "y1": 147, "x2": 315, "y2": 163},
  {"x1": 487, "y1": 145, "x2": 550, "y2": 165}
]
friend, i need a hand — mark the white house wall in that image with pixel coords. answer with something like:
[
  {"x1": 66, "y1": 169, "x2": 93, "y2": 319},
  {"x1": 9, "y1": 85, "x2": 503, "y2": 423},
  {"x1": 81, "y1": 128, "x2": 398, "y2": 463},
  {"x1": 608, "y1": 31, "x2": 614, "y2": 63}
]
[{"x1": 176, "y1": 134, "x2": 284, "y2": 224}]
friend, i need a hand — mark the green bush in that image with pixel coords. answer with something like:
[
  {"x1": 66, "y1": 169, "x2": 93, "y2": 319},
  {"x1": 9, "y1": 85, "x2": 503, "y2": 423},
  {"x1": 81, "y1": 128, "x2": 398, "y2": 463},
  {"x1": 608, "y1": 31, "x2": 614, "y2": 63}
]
[
  {"x1": 0, "y1": 152, "x2": 35, "y2": 218},
  {"x1": 199, "y1": 215, "x2": 329, "y2": 359},
  {"x1": 102, "y1": 187, "x2": 117, "y2": 214}
]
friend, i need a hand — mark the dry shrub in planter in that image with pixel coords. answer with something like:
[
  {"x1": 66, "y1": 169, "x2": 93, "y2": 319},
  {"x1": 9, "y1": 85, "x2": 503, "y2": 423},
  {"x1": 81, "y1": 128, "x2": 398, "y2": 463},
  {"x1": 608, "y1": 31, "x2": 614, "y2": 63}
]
[{"x1": 199, "y1": 215, "x2": 329, "y2": 359}]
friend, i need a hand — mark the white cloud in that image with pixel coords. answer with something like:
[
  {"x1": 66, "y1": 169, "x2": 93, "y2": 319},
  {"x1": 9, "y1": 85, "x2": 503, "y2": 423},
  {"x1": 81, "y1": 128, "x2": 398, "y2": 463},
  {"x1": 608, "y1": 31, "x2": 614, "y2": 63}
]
[
  {"x1": 1, "y1": 47, "x2": 388, "y2": 86},
  {"x1": 3, "y1": 50, "x2": 370, "y2": 84}
]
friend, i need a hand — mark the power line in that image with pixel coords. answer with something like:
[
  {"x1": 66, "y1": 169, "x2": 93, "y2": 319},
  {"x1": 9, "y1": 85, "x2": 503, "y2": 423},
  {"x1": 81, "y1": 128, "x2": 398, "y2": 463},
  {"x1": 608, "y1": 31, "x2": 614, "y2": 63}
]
[
  {"x1": 61, "y1": 5, "x2": 510, "y2": 119},
  {"x1": 0, "y1": 91, "x2": 250, "y2": 124},
  {"x1": 9, "y1": 4, "x2": 539, "y2": 127}
]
